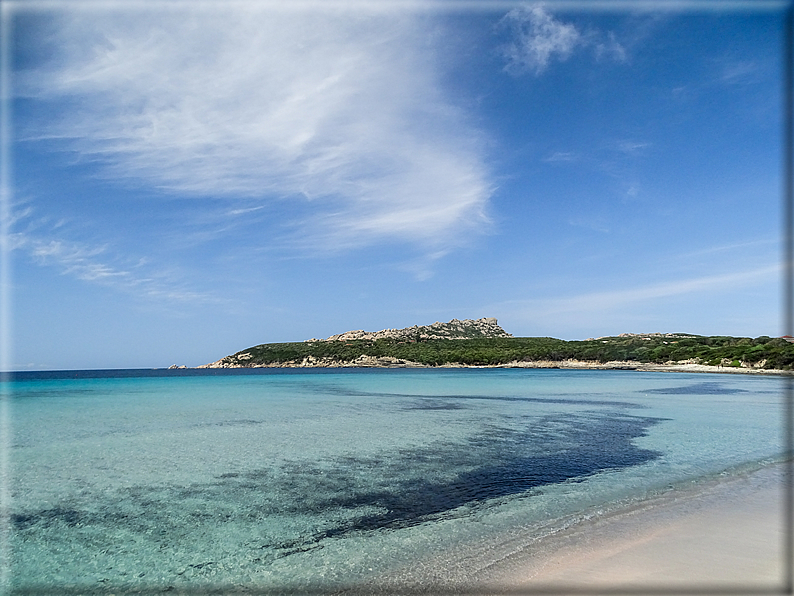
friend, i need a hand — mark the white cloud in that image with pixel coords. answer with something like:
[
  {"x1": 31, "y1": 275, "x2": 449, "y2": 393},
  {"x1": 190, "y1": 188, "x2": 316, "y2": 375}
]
[
  {"x1": 500, "y1": 3, "x2": 581, "y2": 75},
  {"x1": 680, "y1": 238, "x2": 779, "y2": 259},
  {"x1": 594, "y1": 31, "x2": 627, "y2": 63},
  {"x1": 543, "y1": 151, "x2": 578, "y2": 162},
  {"x1": 499, "y1": 4, "x2": 633, "y2": 77},
  {"x1": 501, "y1": 264, "x2": 780, "y2": 323},
  {"x1": 720, "y1": 60, "x2": 759, "y2": 84},
  {"x1": 616, "y1": 140, "x2": 650, "y2": 154},
  {"x1": 7, "y1": 207, "x2": 218, "y2": 304},
  {"x1": 19, "y1": 4, "x2": 492, "y2": 251},
  {"x1": 558, "y1": 266, "x2": 779, "y2": 312}
]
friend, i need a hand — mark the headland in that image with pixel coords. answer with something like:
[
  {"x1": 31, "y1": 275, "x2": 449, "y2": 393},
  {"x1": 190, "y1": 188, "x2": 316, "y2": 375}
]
[{"x1": 197, "y1": 318, "x2": 794, "y2": 374}]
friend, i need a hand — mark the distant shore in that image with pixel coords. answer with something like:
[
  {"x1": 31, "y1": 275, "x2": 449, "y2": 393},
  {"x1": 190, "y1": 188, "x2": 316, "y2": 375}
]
[
  {"x1": 199, "y1": 327, "x2": 794, "y2": 372},
  {"x1": 495, "y1": 359, "x2": 791, "y2": 375},
  {"x1": 198, "y1": 357, "x2": 792, "y2": 375}
]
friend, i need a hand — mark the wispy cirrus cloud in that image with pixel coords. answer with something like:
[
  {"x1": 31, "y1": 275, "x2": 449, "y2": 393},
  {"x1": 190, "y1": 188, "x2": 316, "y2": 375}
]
[
  {"x1": 7, "y1": 206, "x2": 218, "y2": 304},
  {"x1": 543, "y1": 151, "x2": 579, "y2": 163},
  {"x1": 720, "y1": 60, "x2": 760, "y2": 84},
  {"x1": 498, "y1": 264, "x2": 779, "y2": 329},
  {"x1": 616, "y1": 140, "x2": 650, "y2": 154},
  {"x1": 552, "y1": 265, "x2": 779, "y2": 313},
  {"x1": 594, "y1": 31, "x2": 627, "y2": 63},
  {"x1": 18, "y1": 4, "x2": 492, "y2": 251},
  {"x1": 679, "y1": 237, "x2": 779, "y2": 259},
  {"x1": 499, "y1": 3, "x2": 581, "y2": 75},
  {"x1": 499, "y1": 3, "x2": 627, "y2": 76}
]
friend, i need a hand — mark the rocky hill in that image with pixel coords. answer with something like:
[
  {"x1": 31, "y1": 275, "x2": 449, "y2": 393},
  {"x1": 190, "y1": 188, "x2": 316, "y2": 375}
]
[{"x1": 307, "y1": 317, "x2": 512, "y2": 342}]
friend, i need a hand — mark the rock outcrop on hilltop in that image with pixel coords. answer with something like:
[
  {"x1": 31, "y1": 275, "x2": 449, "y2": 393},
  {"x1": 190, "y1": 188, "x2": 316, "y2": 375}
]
[{"x1": 307, "y1": 317, "x2": 512, "y2": 342}]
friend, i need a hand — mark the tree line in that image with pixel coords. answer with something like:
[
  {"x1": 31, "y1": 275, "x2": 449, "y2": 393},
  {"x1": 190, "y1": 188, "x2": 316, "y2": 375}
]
[{"x1": 224, "y1": 334, "x2": 794, "y2": 370}]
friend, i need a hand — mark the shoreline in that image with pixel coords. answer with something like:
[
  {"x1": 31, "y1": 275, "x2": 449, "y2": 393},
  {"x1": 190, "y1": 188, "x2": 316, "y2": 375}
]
[
  {"x1": 475, "y1": 462, "x2": 792, "y2": 595},
  {"x1": 364, "y1": 460, "x2": 791, "y2": 594},
  {"x1": 498, "y1": 359, "x2": 790, "y2": 375},
  {"x1": 198, "y1": 358, "x2": 792, "y2": 375},
  {"x1": 473, "y1": 461, "x2": 790, "y2": 593}
]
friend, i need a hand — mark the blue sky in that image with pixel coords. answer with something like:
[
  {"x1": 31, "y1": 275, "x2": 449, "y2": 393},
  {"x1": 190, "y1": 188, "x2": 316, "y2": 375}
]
[{"x1": 2, "y1": 1, "x2": 787, "y2": 370}]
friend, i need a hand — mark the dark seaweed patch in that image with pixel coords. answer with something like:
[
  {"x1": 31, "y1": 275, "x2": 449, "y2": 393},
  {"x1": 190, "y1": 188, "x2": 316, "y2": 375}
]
[
  {"x1": 316, "y1": 384, "x2": 644, "y2": 408},
  {"x1": 403, "y1": 399, "x2": 467, "y2": 411},
  {"x1": 333, "y1": 413, "x2": 661, "y2": 533},
  {"x1": 12, "y1": 411, "x2": 664, "y2": 569},
  {"x1": 645, "y1": 382, "x2": 748, "y2": 395},
  {"x1": 12, "y1": 507, "x2": 86, "y2": 529},
  {"x1": 193, "y1": 419, "x2": 264, "y2": 428}
]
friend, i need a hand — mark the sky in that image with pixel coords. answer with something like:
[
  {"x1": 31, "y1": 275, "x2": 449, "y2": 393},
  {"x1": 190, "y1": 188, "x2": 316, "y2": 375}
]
[{"x1": 1, "y1": 0, "x2": 788, "y2": 370}]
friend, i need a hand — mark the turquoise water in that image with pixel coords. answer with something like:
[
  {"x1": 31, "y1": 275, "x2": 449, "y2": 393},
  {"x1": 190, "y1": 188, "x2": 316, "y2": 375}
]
[{"x1": 5, "y1": 368, "x2": 786, "y2": 593}]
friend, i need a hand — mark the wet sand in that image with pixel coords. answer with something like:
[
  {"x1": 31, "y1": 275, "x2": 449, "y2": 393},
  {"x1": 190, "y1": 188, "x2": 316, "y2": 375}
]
[{"x1": 480, "y1": 462, "x2": 790, "y2": 595}]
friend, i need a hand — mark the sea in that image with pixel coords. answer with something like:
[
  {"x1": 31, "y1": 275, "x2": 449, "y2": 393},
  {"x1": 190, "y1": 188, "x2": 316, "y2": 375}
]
[{"x1": 3, "y1": 367, "x2": 788, "y2": 594}]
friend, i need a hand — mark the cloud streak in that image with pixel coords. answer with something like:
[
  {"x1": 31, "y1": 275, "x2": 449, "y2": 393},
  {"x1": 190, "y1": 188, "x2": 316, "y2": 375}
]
[
  {"x1": 19, "y1": 5, "x2": 492, "y2": 251},
  {"x1": 550, "y1": 265, "x2": 780, "y2": 313},
  {"x1": 498, "y1": 264, "x2": 780, "y2": 330},
  {"x1": 7, "y1": 207, "x2": 218, "y2": 304}
]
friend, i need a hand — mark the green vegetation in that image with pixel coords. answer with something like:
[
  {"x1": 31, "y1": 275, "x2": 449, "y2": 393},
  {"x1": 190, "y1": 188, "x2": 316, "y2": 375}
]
[{"x1": 216, "y1": 334, "x2": 794, "y2": 370}]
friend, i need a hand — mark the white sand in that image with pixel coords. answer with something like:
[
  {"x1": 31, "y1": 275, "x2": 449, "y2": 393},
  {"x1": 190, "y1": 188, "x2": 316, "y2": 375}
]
[{"x1": 481, "y1": 463, "x2": 790, "y2": 595}]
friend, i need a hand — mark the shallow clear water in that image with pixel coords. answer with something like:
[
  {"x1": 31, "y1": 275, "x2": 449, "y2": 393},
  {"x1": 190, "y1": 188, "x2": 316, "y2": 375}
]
[{"x1": 5, "y1": 368, "x2": 786, "y2": 592}]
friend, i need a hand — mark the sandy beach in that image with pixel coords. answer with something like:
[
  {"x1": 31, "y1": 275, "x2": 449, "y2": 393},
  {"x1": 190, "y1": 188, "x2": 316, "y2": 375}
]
[{"x1": 478, "y1": 462, "x2": 790, "y2": 595}]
